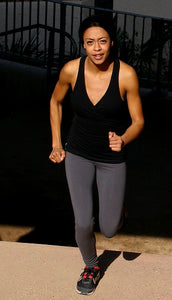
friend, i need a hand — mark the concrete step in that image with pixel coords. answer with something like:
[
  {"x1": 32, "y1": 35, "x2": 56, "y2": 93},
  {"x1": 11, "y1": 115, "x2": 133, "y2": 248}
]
[{"x1": 0, "y1": 241, "x2": 171, "y2": 300}]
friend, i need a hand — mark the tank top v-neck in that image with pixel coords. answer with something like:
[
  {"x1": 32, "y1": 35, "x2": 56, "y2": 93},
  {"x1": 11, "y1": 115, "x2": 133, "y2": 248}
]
[{"x1": 65, "y1": 56, "x2": 129, "y2": 163}]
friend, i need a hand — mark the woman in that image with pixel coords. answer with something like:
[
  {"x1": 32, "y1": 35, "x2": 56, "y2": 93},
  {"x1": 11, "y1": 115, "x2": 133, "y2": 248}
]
[{"x1": 49, "y1": 15, "x2": 144, "y2": 295}]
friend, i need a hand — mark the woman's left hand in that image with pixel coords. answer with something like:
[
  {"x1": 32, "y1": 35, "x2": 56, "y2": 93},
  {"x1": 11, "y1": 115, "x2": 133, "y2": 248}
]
[{"x1": 108, "y1": 131, "x2": 124, "y2": 152}]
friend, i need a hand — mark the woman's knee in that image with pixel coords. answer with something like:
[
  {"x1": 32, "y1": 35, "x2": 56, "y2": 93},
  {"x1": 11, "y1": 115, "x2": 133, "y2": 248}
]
[
  {"x1": 101, "y1": 227, "x2": 118, "y2": 238},
  {"x1": 75, "y1": 218, "x2": 94, "y2": 237},
  {"x1": 75, "y1": 221, "x2": 95, "y2": 246},
  {"x1": 99, "y1": 220, "x2": 120, "y2": 238}
]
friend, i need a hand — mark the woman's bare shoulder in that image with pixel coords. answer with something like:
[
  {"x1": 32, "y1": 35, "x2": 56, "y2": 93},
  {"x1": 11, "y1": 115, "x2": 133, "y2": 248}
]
[
  {"x1": 62, "y1": 58, "x2": 81, "y2": 76},
  {"x1": 59, "y1": 57, "x2": 81, "y2": 84},
  {"x1": 119, "y1": 60, "x2": 140, "y2": 94},
  {"x1": 119, "y1": 60, "x2": 137, "y2": 80}
]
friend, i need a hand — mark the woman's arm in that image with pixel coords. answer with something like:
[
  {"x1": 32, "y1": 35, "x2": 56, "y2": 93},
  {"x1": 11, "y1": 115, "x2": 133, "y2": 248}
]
[
  {"x1": 121, "y1": 64, "x2": 145, "y2": 145},
  {"x1": 49, "y1": 64, "x2": 71, "y2": 163},
  {"x1": 109, "y1": 62, "x2": 144, "y2": 152}
]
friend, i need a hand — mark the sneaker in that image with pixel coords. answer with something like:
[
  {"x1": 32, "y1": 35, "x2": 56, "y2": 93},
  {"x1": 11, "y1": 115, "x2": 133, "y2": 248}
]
[{"x1": 76, "y1": 266, "x2": 100, "y2": 295}]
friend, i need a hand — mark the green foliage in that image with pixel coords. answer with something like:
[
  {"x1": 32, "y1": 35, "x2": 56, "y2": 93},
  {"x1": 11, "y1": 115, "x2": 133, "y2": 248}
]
[
  {"x1": 0, "y1": 33, "x2": 44, "y2": 58},
  {"x1": 11, "y1": 34, "x2": 44, "y2": 58},
  {"x1": 115, "y1": 28, "x2": 140, "y2": 65},
  {"x1": 115, "y1": 21, "x2": 172, "y2": 85}
]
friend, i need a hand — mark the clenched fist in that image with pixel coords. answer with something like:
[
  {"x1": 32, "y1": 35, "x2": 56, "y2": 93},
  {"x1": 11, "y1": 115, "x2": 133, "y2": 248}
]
[
  {"x1": 49, "y1": 146, "x2": 66, "y2": 163},
  {"x1": 108, "y1": 131, "x2": 124, "y2": 152}
]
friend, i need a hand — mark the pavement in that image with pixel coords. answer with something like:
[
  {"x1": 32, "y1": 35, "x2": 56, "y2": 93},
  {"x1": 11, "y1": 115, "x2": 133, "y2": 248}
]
[
  {"x1": 0, "y1": 59, "x2": 172, "y2": 299},
  {"x1": 0, "y1": 241, "x2": 171, "y2": 300}
]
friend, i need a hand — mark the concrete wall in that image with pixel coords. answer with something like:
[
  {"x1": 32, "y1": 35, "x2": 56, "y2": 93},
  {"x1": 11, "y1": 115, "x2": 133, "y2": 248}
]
[
  {"x1": 71, "y1": 0, "x2": 172, "y2": 19},
  {"x1": 113, "y1": 0, "x2": 172, "y2": 19}
]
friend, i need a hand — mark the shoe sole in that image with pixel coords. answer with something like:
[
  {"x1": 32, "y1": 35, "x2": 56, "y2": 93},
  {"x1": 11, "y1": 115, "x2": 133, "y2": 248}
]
[{"x1": 76, "y1": 287, "x2": 95, "y2": 296}]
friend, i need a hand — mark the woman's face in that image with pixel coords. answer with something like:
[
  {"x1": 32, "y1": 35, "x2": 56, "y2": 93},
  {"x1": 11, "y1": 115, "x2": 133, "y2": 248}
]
[{"x1": 83, "y1": 26, "x2": 113, "y2": 65}]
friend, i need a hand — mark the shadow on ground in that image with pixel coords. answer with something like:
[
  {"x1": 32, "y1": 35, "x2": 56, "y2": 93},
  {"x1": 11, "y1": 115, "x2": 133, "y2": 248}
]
[{"x1": 98, "y1": 250, "x2": 141, "y2": 282}]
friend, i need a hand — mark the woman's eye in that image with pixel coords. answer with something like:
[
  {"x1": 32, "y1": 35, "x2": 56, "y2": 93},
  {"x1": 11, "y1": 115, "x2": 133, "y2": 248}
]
[
  {"x1": 100, "y1": 40, "x2": 107, "y2": 44},
  {"x1": 87, "y1": 41, "x2": 93, "y2": 45}
]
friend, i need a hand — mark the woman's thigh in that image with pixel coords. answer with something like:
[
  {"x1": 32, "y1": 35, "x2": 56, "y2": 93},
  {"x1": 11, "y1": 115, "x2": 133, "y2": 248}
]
[
  {"x1": 96, "y1": 162, "x2": 126, "y2": 237},
  {"x1": 65, "y1": 152, "x2": 96, "y2": 227}
]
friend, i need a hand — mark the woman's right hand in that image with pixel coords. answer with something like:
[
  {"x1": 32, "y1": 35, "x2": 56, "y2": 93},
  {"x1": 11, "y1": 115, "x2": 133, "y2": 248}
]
[{"x1": 49, "y1": 146, "x2": 66, "y2": 163}]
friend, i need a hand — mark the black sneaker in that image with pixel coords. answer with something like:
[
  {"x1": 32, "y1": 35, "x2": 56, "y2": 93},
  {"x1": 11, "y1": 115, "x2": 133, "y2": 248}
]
[{"x1": 76, "y1": 266, "x2": 100, "y2": 295}]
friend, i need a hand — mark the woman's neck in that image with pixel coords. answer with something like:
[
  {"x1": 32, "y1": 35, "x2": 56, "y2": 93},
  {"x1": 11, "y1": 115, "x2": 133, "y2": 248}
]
[{"x1": 85, "y1": 56, "x2": 114, "y2": 74}]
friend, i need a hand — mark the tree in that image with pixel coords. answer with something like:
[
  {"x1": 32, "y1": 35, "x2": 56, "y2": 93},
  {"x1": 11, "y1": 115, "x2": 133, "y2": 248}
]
[
  {"x1": 94, "y1": 0, "x2": 113, "y2": 18},
  {"x1": 95, "y1": 0, "x2": 113, "y2": 10}
]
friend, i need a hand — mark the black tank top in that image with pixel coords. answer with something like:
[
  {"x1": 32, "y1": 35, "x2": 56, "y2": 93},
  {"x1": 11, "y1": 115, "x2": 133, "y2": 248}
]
[{"x1": 65, "y1": 56, "x2": 129, "y2": 163}]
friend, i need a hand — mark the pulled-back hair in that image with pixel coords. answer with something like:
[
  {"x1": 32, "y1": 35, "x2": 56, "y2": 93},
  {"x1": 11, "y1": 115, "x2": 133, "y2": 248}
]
[{"x1": 79, "y1": 14, "x2": 115, "y2": 46}]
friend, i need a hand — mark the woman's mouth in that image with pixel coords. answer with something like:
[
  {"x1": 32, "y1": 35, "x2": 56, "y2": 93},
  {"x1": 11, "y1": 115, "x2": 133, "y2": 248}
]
[{"x1": 93, "y1": 54, "x2": 104, "y2": 60}]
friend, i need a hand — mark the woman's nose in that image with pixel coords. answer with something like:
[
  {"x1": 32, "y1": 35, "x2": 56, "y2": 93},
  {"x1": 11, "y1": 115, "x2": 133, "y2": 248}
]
[{"x1": 94, "y1": 42, "x2": 101, "y2": 50}]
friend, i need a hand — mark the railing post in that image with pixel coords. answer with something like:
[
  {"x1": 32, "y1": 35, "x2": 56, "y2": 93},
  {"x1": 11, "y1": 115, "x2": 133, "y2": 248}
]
[
  {"x1": 47, "y1": 29, "x2": 55, "y2": 99},
  {"x1": 156, "y1": 20, "x2": 163, "y2": 94},
  {"x1": 59, "y1": 2, "x2": 66, "y2": 66},
  {"x1": 5, "y1": 0, "x2": 8, "y2": 51}
]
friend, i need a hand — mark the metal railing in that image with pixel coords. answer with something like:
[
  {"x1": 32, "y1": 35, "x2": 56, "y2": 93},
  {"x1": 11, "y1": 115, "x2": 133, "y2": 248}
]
[
  {"x1": 0, "y1": 23, "x2": 77, "y2": 75},
  {"x1": 0, "y1": 0, "x2": 172, "y2": 92}
]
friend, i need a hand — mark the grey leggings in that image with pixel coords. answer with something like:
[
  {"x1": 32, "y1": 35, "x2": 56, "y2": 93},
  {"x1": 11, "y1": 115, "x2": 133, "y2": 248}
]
[{"x1": 65, "y1": 152, "x2": 126, "y2": 267}]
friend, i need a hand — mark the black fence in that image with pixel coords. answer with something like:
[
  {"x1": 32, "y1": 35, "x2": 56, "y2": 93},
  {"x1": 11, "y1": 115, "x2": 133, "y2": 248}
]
[{"x1": 0, "y1": 0, "x2": 172, "y2": 92}]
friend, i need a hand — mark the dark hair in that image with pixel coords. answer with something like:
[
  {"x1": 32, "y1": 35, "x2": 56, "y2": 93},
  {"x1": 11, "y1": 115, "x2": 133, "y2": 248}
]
[{"x1": 79, "y1": 14, "x2": 115, "y2": 46}]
